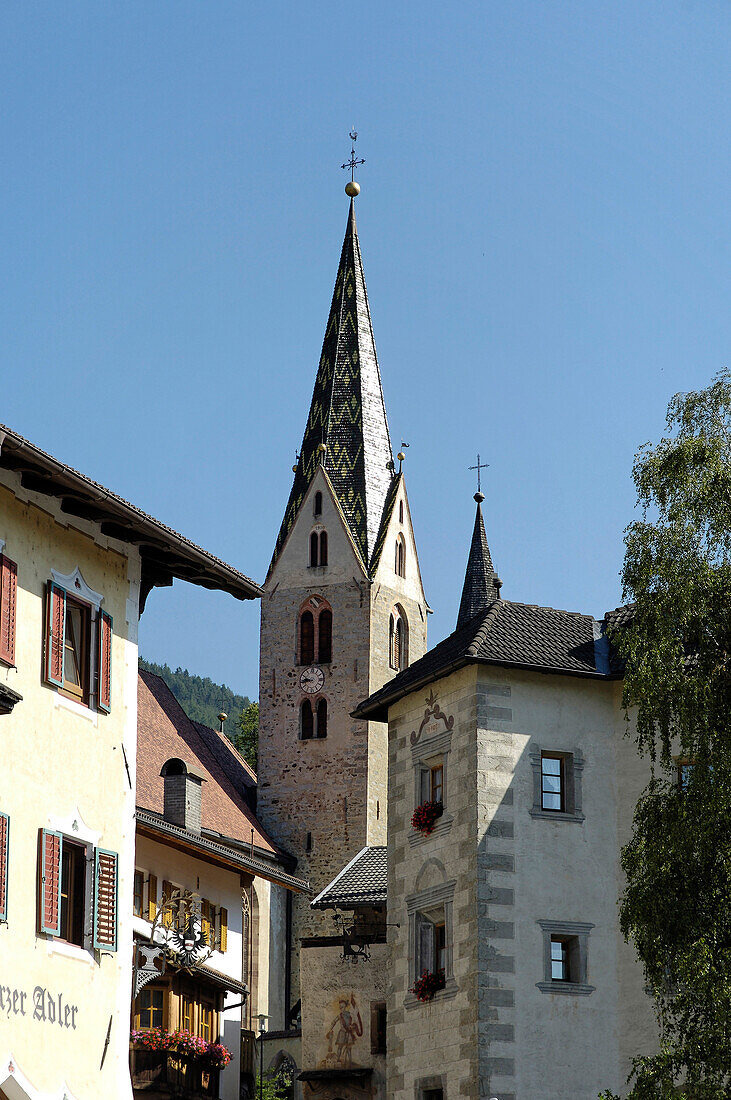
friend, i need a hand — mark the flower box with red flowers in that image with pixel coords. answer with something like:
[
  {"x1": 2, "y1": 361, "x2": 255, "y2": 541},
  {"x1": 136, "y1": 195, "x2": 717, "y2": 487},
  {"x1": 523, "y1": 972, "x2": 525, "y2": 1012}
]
[
  {"x1": 411, "y1": 800, "x2": 443, "y2": 836},
  {"x1": 410, "y1": 969, "x2": 446, "y2": 1002}
]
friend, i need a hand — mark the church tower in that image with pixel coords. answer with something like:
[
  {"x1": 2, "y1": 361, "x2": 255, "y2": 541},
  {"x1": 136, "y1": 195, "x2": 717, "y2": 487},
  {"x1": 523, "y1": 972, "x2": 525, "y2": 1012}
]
[{"x1": 257, "y1": 191, "x2": 428, "y2": 1006}]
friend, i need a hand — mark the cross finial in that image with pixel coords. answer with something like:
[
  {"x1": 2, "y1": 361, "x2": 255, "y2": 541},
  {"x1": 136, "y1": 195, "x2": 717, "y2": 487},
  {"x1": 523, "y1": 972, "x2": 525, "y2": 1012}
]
[
  {"x1": 342, "y1": 129, "x2": 365, "y2": 196},
  {"x1": 468, "y1": 453, "x2": 489, "y2": 500}
]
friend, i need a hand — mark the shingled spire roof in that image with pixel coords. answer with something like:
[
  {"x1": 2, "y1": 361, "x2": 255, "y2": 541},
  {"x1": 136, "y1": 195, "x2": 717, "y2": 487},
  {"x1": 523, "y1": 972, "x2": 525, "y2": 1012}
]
[
  {"x1": 269, "y1": 199, "x2": 394, "y2": 576},
  {"x1": 457, "y1": 494, "x2": 501, "y2": 629}
]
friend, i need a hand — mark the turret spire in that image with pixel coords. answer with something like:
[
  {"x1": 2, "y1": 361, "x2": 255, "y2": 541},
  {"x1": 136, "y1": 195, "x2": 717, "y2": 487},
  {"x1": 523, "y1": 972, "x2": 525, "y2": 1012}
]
[
  {"x1": 269, "y1": 196, "x2": 394, "y2": 576},
  {"x1": 457, "y1": 492, "x2": 501, "y2": 629}
]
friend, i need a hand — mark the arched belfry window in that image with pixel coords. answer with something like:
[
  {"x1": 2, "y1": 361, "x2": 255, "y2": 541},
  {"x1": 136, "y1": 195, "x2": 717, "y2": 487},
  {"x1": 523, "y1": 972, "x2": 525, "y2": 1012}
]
[
  {"x1": 318, "y1": 609, "x2": 332, "y2": 664},
  {"x1": 314, "y1": 491, "x2": 323, "y2": 517},
  {"x1": 389, "y1": 608, "x2": 409, "y2": 671},
  {"x1": 316, "y1": 698, "x2": 328, "y2": 739},
  {"x1": 319, "y1": 531, "x2": 328, "y2": 566},
  {"x1": 300, "y1": 611, "x2": 315, "y2": 665},
  {"x1": 300, "y1": 699, "x2": 314, "y2": 740},
  {"x1": 395, "y1": 535, "x2": 406, "y2": 578},
  {"x1": 298, "y1": 596, "x2": 333, "y2": 665}
]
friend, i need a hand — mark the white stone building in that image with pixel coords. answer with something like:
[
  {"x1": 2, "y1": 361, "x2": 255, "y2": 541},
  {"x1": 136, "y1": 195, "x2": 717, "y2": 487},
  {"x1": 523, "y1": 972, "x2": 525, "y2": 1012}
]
[{"x1": 354, "y1": 495, "x2": 658, "y2": 1100}]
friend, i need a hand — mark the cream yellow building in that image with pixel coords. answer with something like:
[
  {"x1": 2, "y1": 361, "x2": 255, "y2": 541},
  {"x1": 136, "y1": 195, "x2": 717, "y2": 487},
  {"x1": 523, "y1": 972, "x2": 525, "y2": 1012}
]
[{"x1": 0, "y1": 425, "x2": 259, "y2": 1100}]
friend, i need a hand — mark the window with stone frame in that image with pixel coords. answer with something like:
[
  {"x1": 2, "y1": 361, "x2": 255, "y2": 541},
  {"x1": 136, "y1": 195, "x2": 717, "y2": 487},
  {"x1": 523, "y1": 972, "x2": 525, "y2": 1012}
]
[
  {"x1": 406, "y1": 878, "x2": 457, "y2": 1003},
  {"x1": 419, "y1": 760, "x2": 444, "y2": 807},
  {"x1": 309, "y1": 529, "x2": 328, "y2": 567},
  {"x1": 537, "y1": 920, "x2": 595, "y2": 995},
  {"x1": 529, "y1": 747, "x2": 584, "y2": 823},
  {"x1": 43, "y1": 568, "x2": 112, "y2": 713}
]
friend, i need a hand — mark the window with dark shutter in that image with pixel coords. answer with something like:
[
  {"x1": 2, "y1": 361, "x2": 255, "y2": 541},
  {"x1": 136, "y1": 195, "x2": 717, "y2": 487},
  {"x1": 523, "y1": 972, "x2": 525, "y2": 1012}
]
[
  {"x1": 93, "y1": 848, "x2": 118, "y2": 951},
  {"x1": 97, "y1": 610, "x2": 112, "y2": 713},
  {"x1": 300, "y1": 700, "x2": 314, "y2": 740},
  {"x1": 300, "y1": 611, "x2": 315, "y2": 665},
  {"x1": 39, "y1": 829, "x2": 62, "y2": 936},
  {"x1": 316, "y1": 698, "x2": 328, "y2": 739},
  {"x1": 309, "y1": 532, "x2": 319, "y2": 567},
  {"x1": 318, "y1": 609, "x2": 332, "y2": 664},
  {"x1": 0, "y1": 556, "x2": 17, "y2": 666},
  {"x1": 370, "y1": 1001, "x2": 386, "y2": 1054},
  {"x1": 0, "y1": 813, "x2": 8, "y2": 921}
]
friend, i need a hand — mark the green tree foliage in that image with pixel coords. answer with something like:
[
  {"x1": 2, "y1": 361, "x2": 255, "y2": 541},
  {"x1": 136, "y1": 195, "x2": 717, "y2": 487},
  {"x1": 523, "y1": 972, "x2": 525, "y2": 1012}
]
[
  {"x1": 138, "y1": 657, "x2": 251, "y2": 741},
  {"x1": 234, "y1": 701, "x2": 259, "y2": 772},
  {"x1": 601, "y1": 371, "x2": 731, "y2": 1099}
]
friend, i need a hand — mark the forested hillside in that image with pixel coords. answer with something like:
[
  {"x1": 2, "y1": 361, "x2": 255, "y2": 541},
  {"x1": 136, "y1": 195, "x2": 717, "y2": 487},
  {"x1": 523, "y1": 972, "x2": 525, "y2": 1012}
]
[{"x1": 138, "y1": 658, "x2": 251, "y2": 738}]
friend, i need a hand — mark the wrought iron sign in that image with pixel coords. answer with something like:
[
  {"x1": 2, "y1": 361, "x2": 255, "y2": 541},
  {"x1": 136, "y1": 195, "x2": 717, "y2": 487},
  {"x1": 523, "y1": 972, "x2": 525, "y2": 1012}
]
[{"x1": 134, "y1": 887, "x2": 220, "y2": 995}]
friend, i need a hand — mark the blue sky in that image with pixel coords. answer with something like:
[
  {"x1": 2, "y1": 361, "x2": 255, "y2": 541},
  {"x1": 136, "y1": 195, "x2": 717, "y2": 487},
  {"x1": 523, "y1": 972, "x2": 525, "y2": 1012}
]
[{"x1": 3, "y1": 2, "x2": 730, "y2": 698}]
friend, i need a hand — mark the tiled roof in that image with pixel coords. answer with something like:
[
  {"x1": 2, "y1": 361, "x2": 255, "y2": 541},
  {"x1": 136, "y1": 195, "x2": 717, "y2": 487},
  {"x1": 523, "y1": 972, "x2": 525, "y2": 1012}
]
[
  {"x1": 269, "y1": 201, "x2": 395, "y2": 576},
  {"x1": 457, "y1": 499, "x2": 500, "y2": 629},
  {"x1": 0, "y1": 424, "x2": 261, "y2": 603},
  {"x1": 353, "y1": 599, "x2": 623, "y2": 721},
  {"x1": 137, "y1": 670, "x2": 275, "y2": 854},
  {"x1": 310, "y1": 846, "x2": 386, "y2": 909}
]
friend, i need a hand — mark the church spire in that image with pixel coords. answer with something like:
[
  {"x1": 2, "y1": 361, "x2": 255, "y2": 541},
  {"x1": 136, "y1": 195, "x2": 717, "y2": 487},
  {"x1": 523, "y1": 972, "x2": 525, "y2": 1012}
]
[
  {"x1": 457, "y1": 492, "x2": 501, "y2": 629},
  {"x1": 269, "y1": 196, "x2": 394, "y2": 575}
]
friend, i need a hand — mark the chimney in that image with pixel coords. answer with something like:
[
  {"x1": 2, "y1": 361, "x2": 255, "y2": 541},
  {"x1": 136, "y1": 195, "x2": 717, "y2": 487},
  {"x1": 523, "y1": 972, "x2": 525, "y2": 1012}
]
[{"x1": 160, "y1": 759, "x2": 205, "y2": 835}]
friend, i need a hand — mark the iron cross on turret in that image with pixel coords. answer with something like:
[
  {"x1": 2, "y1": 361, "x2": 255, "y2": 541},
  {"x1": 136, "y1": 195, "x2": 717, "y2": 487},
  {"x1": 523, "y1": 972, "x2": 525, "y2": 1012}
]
[{"x1": 469, "y1": 453, "x2": 489, "y2": 497}]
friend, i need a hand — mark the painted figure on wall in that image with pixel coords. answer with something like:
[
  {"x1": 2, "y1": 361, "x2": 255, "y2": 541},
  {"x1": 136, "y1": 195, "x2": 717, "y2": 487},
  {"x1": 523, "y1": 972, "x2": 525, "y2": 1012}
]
[{"x1": 326, "y1": 994, "x2": 363, "y2": 1067}]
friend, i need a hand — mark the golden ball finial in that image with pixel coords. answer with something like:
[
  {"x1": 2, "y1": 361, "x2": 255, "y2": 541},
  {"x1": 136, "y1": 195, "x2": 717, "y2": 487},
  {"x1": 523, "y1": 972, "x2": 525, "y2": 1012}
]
[
  {"x1": 397, "y1": 451, "x2": 406, "y2": 463},
  {"x1": 317, "y1": 442, "x2": 327, "y2": 455},
  {"x1": 292, "y1": 464, "x2": 298, "y2": 473},
  {"x1": 345, "y1": 180, "x2": 361, "y2": 198}
]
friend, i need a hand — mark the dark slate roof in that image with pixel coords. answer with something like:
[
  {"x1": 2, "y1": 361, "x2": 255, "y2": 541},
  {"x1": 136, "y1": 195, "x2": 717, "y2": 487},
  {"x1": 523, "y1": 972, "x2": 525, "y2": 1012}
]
[
  {"x1": 353, "y1": 599, "x2": 623, "y2": 721},
  {"x1": 457, "y1": 498, "x2": 500, "y2": 628},
  {"x1": 310, "y1": 846, "x2": 386, "y2": 909},
  {"x1": 269, "y1": 201, "x2": 395, "y2": 577}
]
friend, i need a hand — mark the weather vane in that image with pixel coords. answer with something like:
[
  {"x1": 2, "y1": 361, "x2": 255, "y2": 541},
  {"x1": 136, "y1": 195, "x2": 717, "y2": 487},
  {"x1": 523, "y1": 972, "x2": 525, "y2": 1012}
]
[
  {"x1": 469, "y1": 453, "x2": 489, "y2": 500},
  {"x1": 342, "y1": 129, "x2": 365, "y2": 197}
]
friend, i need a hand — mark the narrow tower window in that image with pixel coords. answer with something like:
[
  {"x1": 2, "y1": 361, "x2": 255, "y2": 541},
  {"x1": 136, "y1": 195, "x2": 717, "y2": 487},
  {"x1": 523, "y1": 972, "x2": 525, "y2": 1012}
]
[
  {"x1": 399, "y1": 500, "x2": 404, "y2": 524},
  {"x1": 300, "y1": 700, "x2": 314, "y2": 740},
  {"x1": 316, "y1": 698, "x2": 328, "y2": 739},
  {"x1": 395, "y1": 535, "x2": 406, "y2": 578},
  {"x1": 310, "y1": 532, "x2": 319, "y2": 568},
  {"x1": 300, "y1": 611, "x2": 315, "y2": 665},
  {"x1": 319, "y1": 531, "x2": 328, "y2": 567},
  {"x1": 314, "y1": 491, "x2": 323, "y2": 517},
  {"x1": 389, "y1": 608, "x2": 409, "y2": 671},
  {"x1": 318, "y1": 609, "x2": 332, "y2": 664}
]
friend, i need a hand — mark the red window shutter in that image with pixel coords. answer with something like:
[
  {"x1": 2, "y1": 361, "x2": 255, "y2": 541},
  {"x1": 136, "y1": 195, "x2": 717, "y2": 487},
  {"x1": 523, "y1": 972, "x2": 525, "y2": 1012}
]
[
  {"x1": 44, "y1": 583, "x2": 66, "y2": 688},
  {"x1": 0, "y1": 813, "x2": 9, "y2": 921},
  {"x1": 39, "y1": 829, "x2": 62, "y2": 935},
  {"x1": 0, "y1": 556, "x2": 17, "y2": 665},
  {"x1": 97, "y1": 610, "x2": 112, "y2": 713},
  {"x1": 93, "y1": 848, "x2": 118, "y2": 951}
]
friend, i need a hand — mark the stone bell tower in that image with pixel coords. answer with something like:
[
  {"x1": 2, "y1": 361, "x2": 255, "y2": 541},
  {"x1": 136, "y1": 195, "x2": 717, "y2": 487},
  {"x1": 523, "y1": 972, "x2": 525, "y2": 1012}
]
[{"x1": 256, "y1": 189, "x2": 428, "y2": 1008}]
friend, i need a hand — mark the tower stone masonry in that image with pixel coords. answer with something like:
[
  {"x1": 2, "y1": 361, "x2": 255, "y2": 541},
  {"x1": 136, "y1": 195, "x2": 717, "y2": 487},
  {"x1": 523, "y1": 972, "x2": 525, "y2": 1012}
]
[{"x1": 256, "y1": 199, "x2": 428, "y2": 1006}]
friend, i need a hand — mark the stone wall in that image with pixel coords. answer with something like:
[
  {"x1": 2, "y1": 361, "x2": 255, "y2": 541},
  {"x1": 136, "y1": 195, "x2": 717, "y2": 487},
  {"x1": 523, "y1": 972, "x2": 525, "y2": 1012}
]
[
  {"x1": 300, "y1": 941, "x2": 389, "y2": 1100},
  {"x1": 386, "y1": 666, "x2": 480, "y2": 1100}
]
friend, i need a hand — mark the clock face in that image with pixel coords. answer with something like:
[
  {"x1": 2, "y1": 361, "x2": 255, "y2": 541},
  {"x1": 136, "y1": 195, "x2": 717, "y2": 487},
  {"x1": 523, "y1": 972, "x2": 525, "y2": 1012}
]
[{"x1": 300, "y1": 666, "x2": 325, "y2": 694}]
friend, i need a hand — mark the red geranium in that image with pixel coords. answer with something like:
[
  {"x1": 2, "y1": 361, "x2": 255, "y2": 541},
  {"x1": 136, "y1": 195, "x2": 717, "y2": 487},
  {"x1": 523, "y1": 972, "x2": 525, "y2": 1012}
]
[
  {"x1": 410, "y1": 969, "x2": 446, "y2": 1002},
  {"x1": 411, "y1": 800, "x2": 443, "y2": 836}
]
